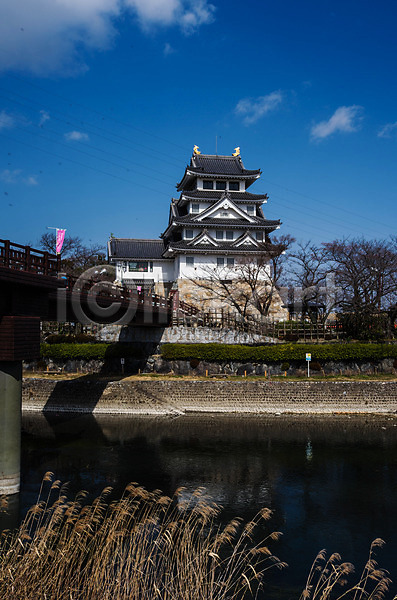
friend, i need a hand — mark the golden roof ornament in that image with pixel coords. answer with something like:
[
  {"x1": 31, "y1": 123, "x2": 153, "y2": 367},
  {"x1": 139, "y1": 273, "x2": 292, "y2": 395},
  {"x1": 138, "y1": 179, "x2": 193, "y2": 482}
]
[
  {"x1": 232, "y1": 147, "x2": 240, "y2": 157},
  {"x1": 193, "y1": 145, "x2": 201, "y2": 155}
]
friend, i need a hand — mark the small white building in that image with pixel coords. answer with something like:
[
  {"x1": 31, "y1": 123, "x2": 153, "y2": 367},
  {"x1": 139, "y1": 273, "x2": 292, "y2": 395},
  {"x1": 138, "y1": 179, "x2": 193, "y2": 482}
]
[{"x1": 108, "y1": 148, "x2": 283, "y2": 303}]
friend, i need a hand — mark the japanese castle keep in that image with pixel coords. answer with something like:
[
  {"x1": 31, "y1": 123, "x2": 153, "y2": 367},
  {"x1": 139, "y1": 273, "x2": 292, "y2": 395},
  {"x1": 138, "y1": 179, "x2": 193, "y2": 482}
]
[{"x1": 108, "y1": 146, "x2": 287, "y2": 319}]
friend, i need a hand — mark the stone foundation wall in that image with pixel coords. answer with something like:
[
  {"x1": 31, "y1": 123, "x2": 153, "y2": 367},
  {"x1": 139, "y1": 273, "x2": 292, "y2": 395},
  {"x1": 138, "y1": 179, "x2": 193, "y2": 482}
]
[
  {"x1": 146, "y1": 357, "x2": 397, "y2": 377},
  {"x1": 176, "y1": 278, "x2": 288, "y2": 321},
  {"x1": 97, "y1": 324, "x2": 275, "y2": 345},
  {"x1": 24, "y1": 356, "x2": 396, "y2": 377},
  {"x1": 22, "y1": 379, "x2": 397, "y2": 415}
]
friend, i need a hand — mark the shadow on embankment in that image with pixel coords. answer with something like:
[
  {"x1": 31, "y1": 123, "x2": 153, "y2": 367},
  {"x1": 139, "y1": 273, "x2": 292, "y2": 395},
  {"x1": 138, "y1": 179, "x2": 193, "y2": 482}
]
[{"x1": 43, "y1": 374, "x2": 110, "y2": 414}]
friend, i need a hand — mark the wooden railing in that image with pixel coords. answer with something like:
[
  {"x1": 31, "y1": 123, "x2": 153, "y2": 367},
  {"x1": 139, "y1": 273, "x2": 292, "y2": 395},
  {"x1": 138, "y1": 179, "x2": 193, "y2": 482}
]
[
  {"x1": 60, "y1": 273, "x2": 172, "y2": 311},
  {"x1": 274, "y1": 320, "x2": 343, "y2": 342},
  {"x1": 0, "y1": 239, "x2": 60, "y2": 276},
  {"x1": 172, "y1": 307, "x2": 345, "y2": 341}
]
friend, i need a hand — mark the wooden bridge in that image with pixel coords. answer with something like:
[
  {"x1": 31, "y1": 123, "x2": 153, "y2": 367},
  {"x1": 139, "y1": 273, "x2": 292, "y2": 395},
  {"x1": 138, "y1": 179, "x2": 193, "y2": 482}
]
[{"x1": 0, "y1": 239, "x2": 181, "y2": 362}]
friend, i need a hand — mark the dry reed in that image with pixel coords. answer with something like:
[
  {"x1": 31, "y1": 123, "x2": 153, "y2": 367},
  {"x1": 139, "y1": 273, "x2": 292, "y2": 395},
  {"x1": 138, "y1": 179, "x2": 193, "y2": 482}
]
[
  {"x1": 300, "y1": 539, "x2": 393, "y2": 600},
  {"x1": 0, "y1": 475, "x2": 393, "y2": 600},
  {"x1": 0, "y1": 474, "x2": 285, "y2": 599}
]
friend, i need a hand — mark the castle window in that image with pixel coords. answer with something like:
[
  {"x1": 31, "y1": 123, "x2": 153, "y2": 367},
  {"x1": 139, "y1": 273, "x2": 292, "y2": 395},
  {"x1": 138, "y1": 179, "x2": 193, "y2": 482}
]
[
  {"x1": 227, "y1": 257, "x2": 235, "y2": 267},
  {"x1": 226, "y1": 231, "x2": 233, "y2": 240},
  {"x1": 191, "y1": 203, "x2": 200, "y2": 213},
  {"x1": 203, "y1": 180, "x2": 213, "y2": 189},
  {"x1": 216, "y1": 181, "x2": 227, "y2": 190},
  {"x1": 217, "y1": 257, "x2": 224, "y2": 267},
  {"x1": 185, "y1": 229, "x2": 194, "y2": 239},
  {"x1": 128, "y1": 261, "x2": 148, "y2": 272},
  {"x1": 216, "y1": 231, "x2": 224, "y2": 240},
  {"x1": 186, "y1": 256, "x2": 194, "y2": 266},
  {"x1": 246, "y1": 205, "x2": 255, "y2": 215},
  {"x1": 229, "y1": 181, "x2": 239, "y2": 191},
  {"x1": 256, "y1": 232, "x2": 263, "y2": 241}
]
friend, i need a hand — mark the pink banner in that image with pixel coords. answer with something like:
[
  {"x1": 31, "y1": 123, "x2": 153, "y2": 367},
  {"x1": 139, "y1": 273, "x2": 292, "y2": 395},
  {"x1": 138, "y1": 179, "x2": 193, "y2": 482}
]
[{"x1": 56, "y1": 229, "x2": 66, "y2": 254}]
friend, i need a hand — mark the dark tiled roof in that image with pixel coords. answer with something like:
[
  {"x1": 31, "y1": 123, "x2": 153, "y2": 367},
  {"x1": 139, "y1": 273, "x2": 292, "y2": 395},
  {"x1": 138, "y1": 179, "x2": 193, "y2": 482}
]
[
  {"x1": 167, "y1": 240, "x2": 277, "y2": 253},
  {"x1": 108, "y1": 238, "x2": 168, "y2": 259},
  {"x1": 173, "y1": 216, "x2": 280, "y2": 228},
  {"x1": 180, "y1": 190, "x2": 268, "y2": 202},
  {"x1": 190, "y1": 154, "x2": 260, "y2": 176}
]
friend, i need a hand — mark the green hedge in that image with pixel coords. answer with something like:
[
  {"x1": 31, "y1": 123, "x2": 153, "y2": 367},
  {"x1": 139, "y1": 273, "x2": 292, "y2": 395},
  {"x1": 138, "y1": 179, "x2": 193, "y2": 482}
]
[
  {"x1": 160, "y1": 343, "x2": 397, "y2": 363},
  {"x1": 40, "y1": 342, "x2": 397, "y2": 363},
  {"x1": 41, "y1": 343, "x2": 143, "y2": 361}
]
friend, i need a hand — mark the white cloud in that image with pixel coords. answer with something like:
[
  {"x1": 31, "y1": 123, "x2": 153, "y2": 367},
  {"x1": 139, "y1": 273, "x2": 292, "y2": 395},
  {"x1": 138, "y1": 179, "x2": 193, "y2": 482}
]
[
  {"x1": 310, "y1": 105, "x2": 363, "y2": 141},
  {"x1": 0, "y1": 110, "x2": 15, "y2": 130},
  {"x1": 378, "y1": 121, "x2": 397, "y2": 138},
  {"x1": 235, "y1": 91, "x2": 283, "y2": 125},
  {"x1": 163, "y1": 42, "x2": 174, "y2": 55},
  {"x1": 178, "y1": 0, "x2": 215, "y2": 33},
  {"x1": 0, "y1": 0, "x2": 120, "y2": 75},
  {"x1": 0, "y1": 169, "x2": 22, "y2": 183},
  {"x1": 64, "y1": 131, "x2": 90, "y2": 141},
  {"x1": 39, "y1": 110, "x2": 50, "y2": 127},
  {"x1": 25, "y1": 176, "x2": 38, "y2": 186},
  {"x1": 0, "y1": 169, "x2": 39, "y2": 186},
  {"x1": 125, "y1": 0, "x2": 214, "y2": 32},
  {"x1": 0, "y1": 0, "x2": 215, "y2": 75}
]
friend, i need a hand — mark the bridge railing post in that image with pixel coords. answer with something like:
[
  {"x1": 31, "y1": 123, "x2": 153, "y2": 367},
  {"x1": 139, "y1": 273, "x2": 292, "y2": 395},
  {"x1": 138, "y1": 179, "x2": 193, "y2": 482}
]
[
  {"x1": 24, "y1": 246, "x2": 31, "y2": 272},
  {"x1": 4, "y1": 240, "x2": 10, "y2": 269},
  {"x1": 43, "y1": 252, "x2": 49, "y2": 276}
]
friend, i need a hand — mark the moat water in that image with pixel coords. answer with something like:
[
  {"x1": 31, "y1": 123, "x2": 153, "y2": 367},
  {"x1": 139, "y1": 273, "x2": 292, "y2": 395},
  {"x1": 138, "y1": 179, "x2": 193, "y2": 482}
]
[{"x1": 4, "y1": 413, "x2": 397, "y2": 598}]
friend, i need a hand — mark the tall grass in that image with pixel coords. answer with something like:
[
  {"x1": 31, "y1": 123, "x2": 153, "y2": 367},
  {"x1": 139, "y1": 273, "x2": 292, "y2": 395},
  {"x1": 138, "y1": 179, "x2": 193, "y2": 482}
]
[
  {"x1": 0, "y1": 473, "x2": 285, "y2": 599},
  {"x1": 0, "y1": 474, "x2": 393, "y2": 600},
  {"x1": 300, "y1": 540, "x2": 392, "y2": 600}
]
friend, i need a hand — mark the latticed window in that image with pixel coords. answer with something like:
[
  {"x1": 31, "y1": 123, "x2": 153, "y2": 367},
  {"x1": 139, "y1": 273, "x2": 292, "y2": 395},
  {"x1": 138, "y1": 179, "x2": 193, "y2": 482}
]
[
  {"x1": 216, "y1": 181, "x2": 227, "y2": 190},
  {"x1": 185, "y1": 229, "x2": 194, "y2": 239},
  {"x1": 203, "y1": 180, "x2": 213, "y2": 189},
  {"x1": 227, "y1": 257, "x2": 235, "y2": 267},
  {"x1": 191, "y1": 203, "x2": 200, "y2": 213},
  {"x1": 186, "y1": 256, "x2": 194, "y2": 266},
  {"x1": 216, "y1": 231, "x2": 224, "y2": 240},
  {"x1": 217, "y1": 257, "x2": 224, "y2": 267},
  {"x1": 229, "y1": 181, "x2": 239, "y2": 191},
  {"x1": 226, "y1": 231, "x2": 233, "y2": 240}
]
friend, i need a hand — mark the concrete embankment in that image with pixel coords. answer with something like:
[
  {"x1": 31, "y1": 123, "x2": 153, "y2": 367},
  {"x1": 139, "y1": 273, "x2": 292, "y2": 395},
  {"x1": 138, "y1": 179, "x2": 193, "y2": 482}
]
[{"x1": 22, "y1": 378, "x2": 397, "y2": 415}]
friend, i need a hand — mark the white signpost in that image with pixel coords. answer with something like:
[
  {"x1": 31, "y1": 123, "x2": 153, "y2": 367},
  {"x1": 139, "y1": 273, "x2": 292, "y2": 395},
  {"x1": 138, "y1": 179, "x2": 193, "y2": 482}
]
[{"x1": 306, "y1": 353, "x2": 311, "y2": 377}]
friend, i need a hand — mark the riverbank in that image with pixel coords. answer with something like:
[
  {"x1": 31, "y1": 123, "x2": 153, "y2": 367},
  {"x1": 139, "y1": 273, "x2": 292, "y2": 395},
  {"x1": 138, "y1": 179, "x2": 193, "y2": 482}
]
[{"x1": 22, "y1": 377, "x2": 397, "y2": 415}]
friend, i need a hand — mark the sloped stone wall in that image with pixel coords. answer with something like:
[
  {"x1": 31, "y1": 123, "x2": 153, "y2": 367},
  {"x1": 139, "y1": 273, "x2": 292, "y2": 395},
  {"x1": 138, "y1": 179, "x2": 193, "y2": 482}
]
[
  {"x1": 97, "y1": 324, "x2": 275, "y2": 345},
  {"x1": 22, "y1": 379, "x2": 397, "y2": 414}
]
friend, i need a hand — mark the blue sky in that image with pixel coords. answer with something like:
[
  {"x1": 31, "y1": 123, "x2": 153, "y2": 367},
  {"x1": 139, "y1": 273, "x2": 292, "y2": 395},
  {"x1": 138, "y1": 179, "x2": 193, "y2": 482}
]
[{"x1": 0, "y1": 0, "x2": 396, "y2": 249}]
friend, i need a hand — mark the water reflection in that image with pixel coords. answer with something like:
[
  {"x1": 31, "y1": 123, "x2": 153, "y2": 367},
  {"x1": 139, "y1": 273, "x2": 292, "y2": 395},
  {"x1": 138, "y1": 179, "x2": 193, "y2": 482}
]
[{"x1": 19, "y1": 412, "x2": 397, "y2": 598}]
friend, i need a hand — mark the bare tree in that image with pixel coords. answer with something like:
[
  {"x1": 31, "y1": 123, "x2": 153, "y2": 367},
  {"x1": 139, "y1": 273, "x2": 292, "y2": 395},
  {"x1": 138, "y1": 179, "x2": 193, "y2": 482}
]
[
  {"x1": 323, "y1": 237, "x2": 397, "y2": 338},
  {"x1": 189, "y1": 235, "x2": 294, "y2": 322},
  {"x1": 286, "y1": 241, "x2": 331, "y2": 321},
  {"x1": 251, "y1": 234, "x2": 295, "y2": 317},
  {"x1": 39, "y1": 231, "x2": 106, "y2": 276},
  {"x1": 324, "y1": 237, "x2": 397, "y2": 313}
]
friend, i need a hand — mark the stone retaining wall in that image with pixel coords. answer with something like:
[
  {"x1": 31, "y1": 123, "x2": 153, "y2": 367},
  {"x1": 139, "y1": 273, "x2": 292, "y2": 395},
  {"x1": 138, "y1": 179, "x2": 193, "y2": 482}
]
[
  {"x1": 24, "y1": 356, "x2": 396, "y2": 377},
  {"x1": 22, "y1": 379, "x2": 397, "y2": 415},
  {"x1": 98, "y1": 324, "x2": 274, "y2": 345}
]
